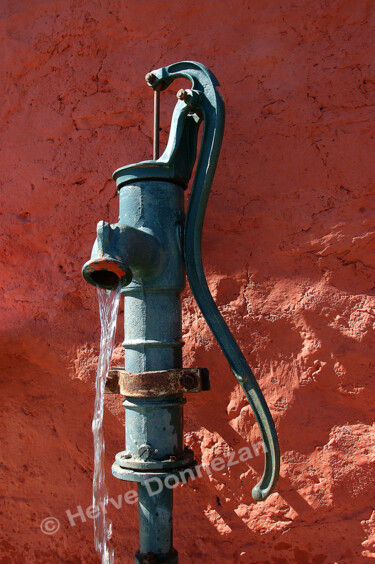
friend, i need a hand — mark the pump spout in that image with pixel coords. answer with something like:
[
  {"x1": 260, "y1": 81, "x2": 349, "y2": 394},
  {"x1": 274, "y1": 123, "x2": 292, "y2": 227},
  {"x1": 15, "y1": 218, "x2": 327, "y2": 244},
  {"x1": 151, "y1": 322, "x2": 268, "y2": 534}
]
[{"x1": 82, "y1": 220, "x2": 164, "y2": 290}]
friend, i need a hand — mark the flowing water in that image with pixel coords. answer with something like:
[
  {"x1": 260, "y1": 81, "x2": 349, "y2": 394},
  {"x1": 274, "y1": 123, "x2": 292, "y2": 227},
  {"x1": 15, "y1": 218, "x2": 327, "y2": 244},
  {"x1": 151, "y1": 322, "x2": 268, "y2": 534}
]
[{"x1": 92, "y1": 286, "x2": 121, "y2": 564}]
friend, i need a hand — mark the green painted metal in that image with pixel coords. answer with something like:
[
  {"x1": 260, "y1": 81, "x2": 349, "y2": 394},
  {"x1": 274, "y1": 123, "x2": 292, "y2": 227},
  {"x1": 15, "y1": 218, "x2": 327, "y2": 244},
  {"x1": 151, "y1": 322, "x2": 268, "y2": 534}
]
[
  {"x1": 82, "y1": 220, "x2": 162, "y2": 290},
  {"x1": 109, "y1": 178, "x2": 188, "y2": 564},
  {"x1": 113, "y1": 89, "x2": 201, "y2": 190},
  {"x1": 82, "y1": 61, "x2": 280, "y2": 563},
  {"x1": 142, "y1": 61, "x2": 280, "y2": 502},
  {"x1": 136, "y1": 485, "x2": 178, "y2": 564}
]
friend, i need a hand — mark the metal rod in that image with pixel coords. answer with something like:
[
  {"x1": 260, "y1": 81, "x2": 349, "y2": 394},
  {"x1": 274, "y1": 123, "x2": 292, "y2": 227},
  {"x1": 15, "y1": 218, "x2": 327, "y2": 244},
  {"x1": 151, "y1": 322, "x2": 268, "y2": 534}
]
[{"x1": 153, "y1": 90, "x2": 160, "y2": 160}]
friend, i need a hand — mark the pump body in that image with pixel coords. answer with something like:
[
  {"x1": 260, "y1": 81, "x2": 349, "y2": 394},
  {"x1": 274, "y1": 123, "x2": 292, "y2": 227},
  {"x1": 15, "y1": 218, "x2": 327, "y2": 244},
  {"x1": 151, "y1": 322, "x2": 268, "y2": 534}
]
[
  {"x1": 113, "y1": 179, "x2": 187, "y2": 563},
  {"x1": 82, "y1": 61, "x2": 280, "y2": 564}
]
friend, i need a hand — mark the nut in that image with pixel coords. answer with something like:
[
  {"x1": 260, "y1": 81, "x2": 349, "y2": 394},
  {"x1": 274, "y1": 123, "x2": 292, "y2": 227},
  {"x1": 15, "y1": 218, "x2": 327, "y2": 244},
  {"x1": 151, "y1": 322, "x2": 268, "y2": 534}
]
[
  {"x1": 145, "y1": 72, "x2": 156, "y2": 85},
  {"x1": 180, "y1": 372, "x2": 197, "y2": 390},
  {"x1": 176, "y1": 88, "x2": 189, "y2": 101}
]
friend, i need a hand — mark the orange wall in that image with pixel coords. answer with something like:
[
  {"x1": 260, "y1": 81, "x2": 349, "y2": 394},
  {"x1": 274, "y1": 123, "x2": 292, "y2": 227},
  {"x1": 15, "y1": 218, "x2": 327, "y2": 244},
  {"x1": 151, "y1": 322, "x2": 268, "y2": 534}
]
[{"x1": 1, "y1": 1, "x2": 374, "y2": 562}]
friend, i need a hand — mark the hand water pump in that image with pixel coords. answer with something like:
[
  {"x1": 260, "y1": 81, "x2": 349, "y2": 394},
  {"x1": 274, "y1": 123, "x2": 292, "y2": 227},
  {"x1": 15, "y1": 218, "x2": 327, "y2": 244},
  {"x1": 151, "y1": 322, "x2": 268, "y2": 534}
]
[{"x1": 82, "y1": 61, "x2": 279, "y2": 563}]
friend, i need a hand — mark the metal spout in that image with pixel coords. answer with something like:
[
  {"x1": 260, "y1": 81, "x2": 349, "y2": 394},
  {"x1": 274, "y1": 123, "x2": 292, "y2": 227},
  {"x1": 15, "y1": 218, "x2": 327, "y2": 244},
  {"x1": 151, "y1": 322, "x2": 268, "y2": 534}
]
[{"x1": 82, "y1": 220, "x2": 163, "y2": 290}]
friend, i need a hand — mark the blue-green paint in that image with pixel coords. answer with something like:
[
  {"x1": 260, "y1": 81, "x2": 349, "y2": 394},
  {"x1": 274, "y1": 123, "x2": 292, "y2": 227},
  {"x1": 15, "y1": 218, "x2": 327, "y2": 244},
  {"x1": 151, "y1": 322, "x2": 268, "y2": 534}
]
[{"x1": 82, "y1": 61, "x2": 280, "y2": 563}]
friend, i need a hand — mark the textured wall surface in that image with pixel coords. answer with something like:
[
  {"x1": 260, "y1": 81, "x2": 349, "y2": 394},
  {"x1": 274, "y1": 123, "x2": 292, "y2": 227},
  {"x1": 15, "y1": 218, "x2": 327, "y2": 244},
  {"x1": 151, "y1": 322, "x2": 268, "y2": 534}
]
[{"x1": 1, "y1": 1, "x2": 374, "y2": 563}]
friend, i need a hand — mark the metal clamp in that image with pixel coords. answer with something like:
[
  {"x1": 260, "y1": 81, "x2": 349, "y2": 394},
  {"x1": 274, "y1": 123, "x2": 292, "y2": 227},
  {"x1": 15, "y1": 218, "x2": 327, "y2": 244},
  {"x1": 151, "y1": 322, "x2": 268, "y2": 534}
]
[{"x1": 105, "y1": 367, "x2": 210, "y2": 397}]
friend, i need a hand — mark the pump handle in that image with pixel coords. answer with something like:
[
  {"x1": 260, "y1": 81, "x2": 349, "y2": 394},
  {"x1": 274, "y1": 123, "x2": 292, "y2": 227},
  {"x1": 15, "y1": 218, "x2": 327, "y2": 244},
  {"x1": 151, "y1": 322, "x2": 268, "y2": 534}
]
[{"x1": 147, "y1": 61, "x2": 280, "y2": 501}]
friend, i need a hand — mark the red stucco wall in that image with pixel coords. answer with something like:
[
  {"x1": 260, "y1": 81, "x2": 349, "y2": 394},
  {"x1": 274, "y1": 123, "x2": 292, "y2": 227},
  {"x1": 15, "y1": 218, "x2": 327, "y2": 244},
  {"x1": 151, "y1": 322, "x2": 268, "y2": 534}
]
[{"x1": 1, "y1": 1, "x2": 374, "y2": 562}]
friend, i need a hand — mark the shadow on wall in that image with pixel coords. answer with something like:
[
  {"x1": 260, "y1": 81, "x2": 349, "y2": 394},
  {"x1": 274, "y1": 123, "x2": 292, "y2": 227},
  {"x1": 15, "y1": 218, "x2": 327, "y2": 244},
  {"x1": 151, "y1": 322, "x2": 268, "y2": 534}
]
[{"x1": 0, "y1": 329, "x2": 138, "y2": 563}]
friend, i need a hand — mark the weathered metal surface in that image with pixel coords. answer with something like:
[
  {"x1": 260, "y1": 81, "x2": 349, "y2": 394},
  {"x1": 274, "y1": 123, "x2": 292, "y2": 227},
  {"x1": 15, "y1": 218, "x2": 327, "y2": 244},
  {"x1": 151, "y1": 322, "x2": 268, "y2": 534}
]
[
  {"x1": 82, "y1": 61, "x2": 280, "y2": 562},
  {"x1": 119, "y1": 181, "x2": 185, "y2": 373},
  {"x1": 137, "y1": 483, "x2": 173, "y2": 561},
  {"x1": 148, "y1": 61, "x2": 280, "y2": 502},
  {"x1": 111, "y1": 462, "x2": 197, "y2": 485},
  {"x1": 115, "y1": 448, "x2": 195, "y2": 471},
  {"x1": 153, "y1": 90, "x2": 160, "y2": 160},
  {"x1": 113, "y1": 74, "x2": 202, "y2": 190},
  {"x1": 105, "y1": 367, "x2": 210, "y2": 396},
  {"x1": 82, "y1": 221, "x2": 163, "y2": 290},
  {"x1": 123, "y1": 396, "x2": 185, "y2": 463}
]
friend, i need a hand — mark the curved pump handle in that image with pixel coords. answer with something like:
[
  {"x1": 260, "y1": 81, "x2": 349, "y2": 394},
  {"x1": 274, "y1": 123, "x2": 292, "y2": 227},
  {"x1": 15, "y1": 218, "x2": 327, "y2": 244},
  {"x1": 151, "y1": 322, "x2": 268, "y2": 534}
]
[{"x1": 147, "y1": 62, "x2": 280, "y2": 501}]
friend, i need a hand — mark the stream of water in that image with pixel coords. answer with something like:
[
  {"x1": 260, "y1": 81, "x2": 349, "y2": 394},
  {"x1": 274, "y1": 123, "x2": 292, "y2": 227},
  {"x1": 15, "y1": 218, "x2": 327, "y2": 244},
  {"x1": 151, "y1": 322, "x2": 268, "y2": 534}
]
[{"x1": 92, "y1": 286, "x2": 121, "y2": 564}]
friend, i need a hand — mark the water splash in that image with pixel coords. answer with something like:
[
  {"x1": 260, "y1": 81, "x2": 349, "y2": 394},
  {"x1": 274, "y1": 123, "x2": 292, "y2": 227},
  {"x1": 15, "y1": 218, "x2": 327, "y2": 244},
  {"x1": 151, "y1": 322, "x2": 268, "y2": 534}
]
[{"x1": 92, "y1": 286, "x2": 121, "y2": 564}]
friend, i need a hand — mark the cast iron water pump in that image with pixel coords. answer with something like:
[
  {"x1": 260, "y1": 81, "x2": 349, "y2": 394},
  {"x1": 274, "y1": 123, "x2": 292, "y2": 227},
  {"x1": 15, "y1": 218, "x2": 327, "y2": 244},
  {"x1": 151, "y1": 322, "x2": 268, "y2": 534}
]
[{"x1": 82, "y1": 61, "x2": 279, "y2": 563}]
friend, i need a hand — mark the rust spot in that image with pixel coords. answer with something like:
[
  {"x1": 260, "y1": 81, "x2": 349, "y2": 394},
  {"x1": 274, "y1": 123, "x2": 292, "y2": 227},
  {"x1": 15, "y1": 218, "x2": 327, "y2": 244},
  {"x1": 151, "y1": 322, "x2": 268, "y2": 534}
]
[{"x1": 90, "y1": 258, "x2": 127, "y2": 278}]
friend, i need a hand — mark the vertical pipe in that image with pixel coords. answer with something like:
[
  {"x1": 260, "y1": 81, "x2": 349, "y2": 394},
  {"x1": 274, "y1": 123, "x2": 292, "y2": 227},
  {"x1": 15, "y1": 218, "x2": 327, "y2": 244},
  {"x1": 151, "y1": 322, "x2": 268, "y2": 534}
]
[
  {"x1": 153, "y1": 90, "x2": 160, "y2": 160},
  {"x1": 119, "y1": 180, "x2": 184, "y2": 563},
  {"x1": 137, "y1": 484, "x2": 173, "y2": 555}
]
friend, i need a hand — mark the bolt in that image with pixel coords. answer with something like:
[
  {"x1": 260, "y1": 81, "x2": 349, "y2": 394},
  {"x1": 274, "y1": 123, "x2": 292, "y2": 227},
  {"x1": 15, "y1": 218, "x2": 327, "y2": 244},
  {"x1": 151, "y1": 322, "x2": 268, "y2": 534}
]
[
  {"x1": 137, "y1": 444, "x2": 152, "y2": 460},
  {"x1": 117, "y1": 450, "x2": 132, "y2": 468},
  {"x1": 180, "y1": 372, "x2": 197, "y2": 390},
  {"x1": 176, "y1": 88, "x2": 189, "y2": 101},
  {"x1": 145, "y1": 72, "x2": 156, "y2": 85}
]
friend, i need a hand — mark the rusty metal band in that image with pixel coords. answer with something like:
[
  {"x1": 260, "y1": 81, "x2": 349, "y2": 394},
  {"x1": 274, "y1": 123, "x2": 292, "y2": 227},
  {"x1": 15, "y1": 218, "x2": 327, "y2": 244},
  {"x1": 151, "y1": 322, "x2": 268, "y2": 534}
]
[{"x1": 105, "y1": 367, "x2": 209, "y2": 397}]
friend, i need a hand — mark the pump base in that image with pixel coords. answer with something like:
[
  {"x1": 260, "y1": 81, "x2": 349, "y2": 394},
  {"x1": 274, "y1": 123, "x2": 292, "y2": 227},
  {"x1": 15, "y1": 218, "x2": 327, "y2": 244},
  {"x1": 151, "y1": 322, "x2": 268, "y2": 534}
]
[{"x1": 112, "y1": 460, "x2": 197, "y2": 484}]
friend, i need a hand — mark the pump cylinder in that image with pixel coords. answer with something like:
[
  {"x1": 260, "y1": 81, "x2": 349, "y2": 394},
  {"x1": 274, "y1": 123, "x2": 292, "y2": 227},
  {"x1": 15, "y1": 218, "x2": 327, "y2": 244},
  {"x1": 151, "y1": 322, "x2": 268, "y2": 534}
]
[
  {"x1": 114, "y1": 179, "x2": 185, "y2": 563},
  {"x1": 120, "y1": 180, "x2": 184, "y2": 372}
]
